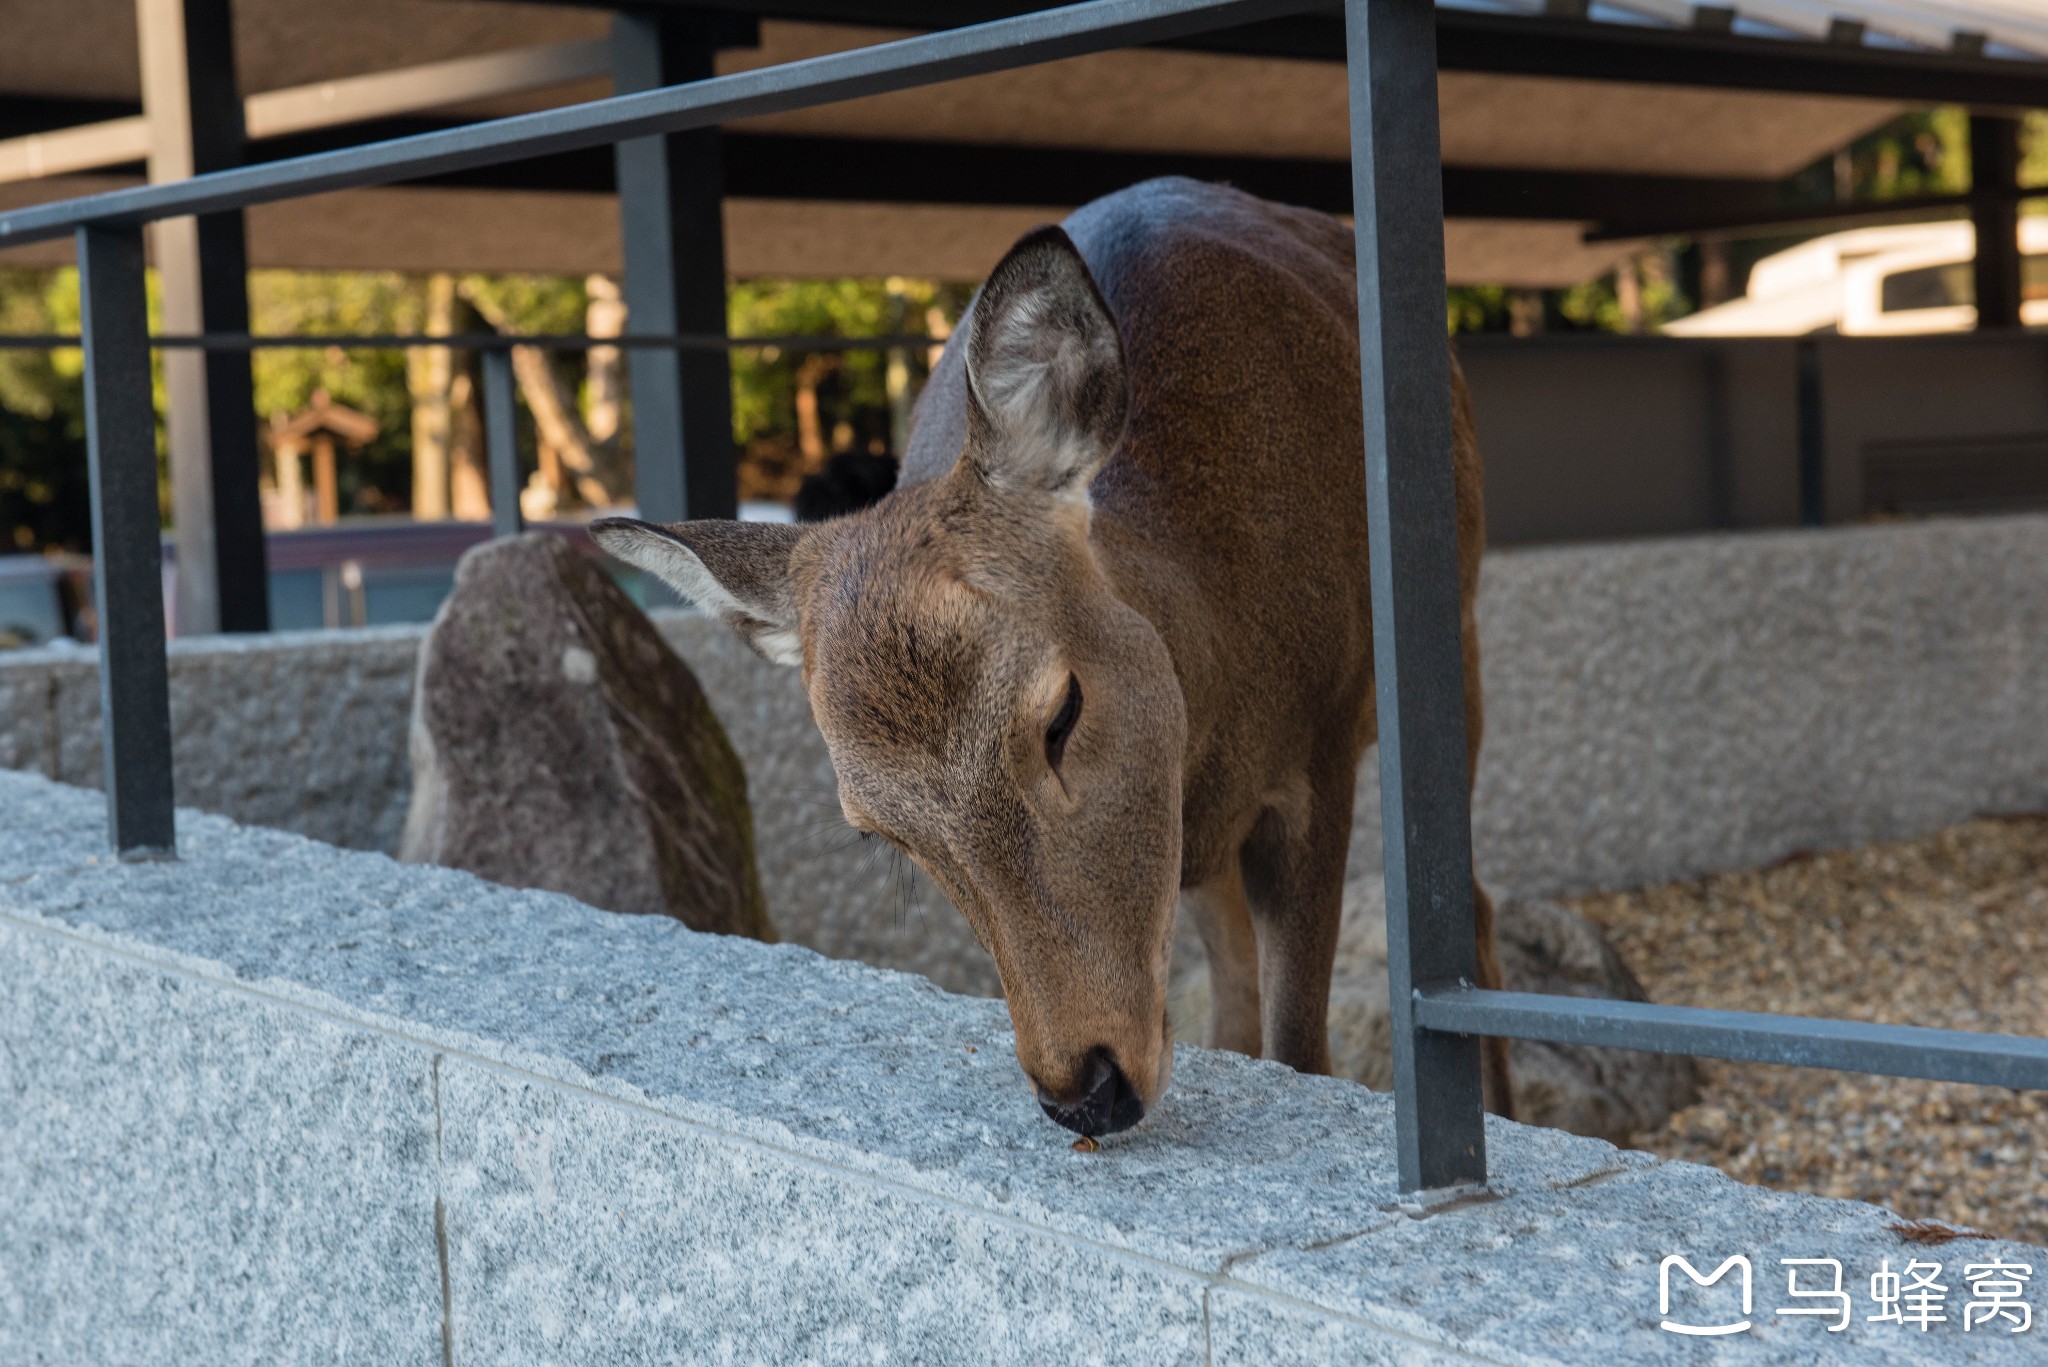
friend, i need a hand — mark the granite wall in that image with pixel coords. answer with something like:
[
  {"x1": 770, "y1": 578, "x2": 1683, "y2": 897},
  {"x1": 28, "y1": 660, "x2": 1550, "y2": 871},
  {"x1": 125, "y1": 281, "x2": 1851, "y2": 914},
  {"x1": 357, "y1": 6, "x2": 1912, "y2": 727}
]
[{"x1": 3, "y1": 772, "x2": 2037, "y2": 1365}]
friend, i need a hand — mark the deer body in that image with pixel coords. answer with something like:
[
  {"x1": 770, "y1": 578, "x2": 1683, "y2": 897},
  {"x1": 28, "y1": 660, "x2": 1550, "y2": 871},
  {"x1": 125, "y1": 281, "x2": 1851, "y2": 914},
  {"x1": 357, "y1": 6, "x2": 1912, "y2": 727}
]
[{"x1": 595, "y1": 178, "x2": 1507, "y2": 1138}]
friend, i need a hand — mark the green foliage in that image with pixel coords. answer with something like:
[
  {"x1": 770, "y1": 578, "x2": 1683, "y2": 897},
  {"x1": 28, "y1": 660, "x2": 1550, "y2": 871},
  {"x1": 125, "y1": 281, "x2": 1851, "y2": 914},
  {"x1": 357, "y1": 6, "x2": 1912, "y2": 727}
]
[
  {"x1": 1446, "y1": 254, "x2": 1692, "y2": 337},
  {"x1": 2022, "y1": 112, "x2": 2048, "y2": 197},
  {"x1": 0, "y1": 269, "x2": 91, "y2": 550},
  {"x1": 727, "y1": 276, "x2": 964, "y2": 452},
  {"x1": 1446, "y1": 286, "x2": 1511, "y2": 335},
  {"x1": 458, "y1": 274, "x2": 588, "y2": 336}
]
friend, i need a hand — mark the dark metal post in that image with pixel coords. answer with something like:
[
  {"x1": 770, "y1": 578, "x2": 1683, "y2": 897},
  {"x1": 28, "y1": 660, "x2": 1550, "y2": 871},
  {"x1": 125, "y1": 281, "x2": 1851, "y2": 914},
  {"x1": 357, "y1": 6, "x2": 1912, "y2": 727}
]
[
  {"x1": 139, "y1": 0, "x2": 269, "y2": 633},
  {"x1": 612, "y1": 9, "x2": 739, "y2": 527},
  {"x1": 1796, "y1": 338, "x2": 1826, "y2": 526},
  {"x1": 482, "y1": 347, "x2": 524, "y2": 539},
  {"x1": 1701, "y1": 345, "x2": 1734, "y2": 529},
  {"x1": 1345, "y1": 0, "x2": 1487, "y2": 1191},
  {"x1": 1969, "y1": 114, "x2": 2023, "y2": 331},
  {"x1": 78, "y1": 225, "x2": 177, "y2": 859}
]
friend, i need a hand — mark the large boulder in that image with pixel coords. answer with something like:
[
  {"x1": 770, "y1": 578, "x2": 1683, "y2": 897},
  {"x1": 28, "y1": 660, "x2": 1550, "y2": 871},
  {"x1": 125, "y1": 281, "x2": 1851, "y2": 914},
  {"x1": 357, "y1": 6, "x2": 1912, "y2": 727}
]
[
  {"x1": 1169, "y1": 879, "x2": 1697, "y2": 1144},
  {"x1": 401, "y1": 533, "x2": 774, "y2": 942}
]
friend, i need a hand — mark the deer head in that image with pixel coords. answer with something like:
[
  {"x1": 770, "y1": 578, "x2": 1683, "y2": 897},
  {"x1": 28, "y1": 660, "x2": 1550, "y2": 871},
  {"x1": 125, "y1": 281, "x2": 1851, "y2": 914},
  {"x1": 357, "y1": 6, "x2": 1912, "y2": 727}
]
[{"x1": 593, "y1": 228, "x2": 1186, "y2": 1137}]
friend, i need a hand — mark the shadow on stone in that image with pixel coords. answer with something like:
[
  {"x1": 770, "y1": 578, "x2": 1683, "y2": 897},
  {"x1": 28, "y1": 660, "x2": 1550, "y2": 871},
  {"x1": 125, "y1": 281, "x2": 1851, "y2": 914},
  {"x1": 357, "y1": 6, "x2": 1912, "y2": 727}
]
[
  {"x1": 400, "y1": 532, "x2": 775, "y2": 942},
  {"x1": 1171, "y1": 879, "x2": 1698, "y2": 1144}
]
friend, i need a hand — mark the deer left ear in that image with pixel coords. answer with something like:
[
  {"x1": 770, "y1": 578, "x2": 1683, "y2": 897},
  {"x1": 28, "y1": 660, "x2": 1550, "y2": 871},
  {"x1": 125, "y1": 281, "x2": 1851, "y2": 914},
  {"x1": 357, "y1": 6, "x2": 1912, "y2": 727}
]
[
  {"x1": 589, "y1": 517, "x2": 806, "y2": 666},
  {"x1": 964, "y1": 225, "x2": 1128, "y2": 500}
]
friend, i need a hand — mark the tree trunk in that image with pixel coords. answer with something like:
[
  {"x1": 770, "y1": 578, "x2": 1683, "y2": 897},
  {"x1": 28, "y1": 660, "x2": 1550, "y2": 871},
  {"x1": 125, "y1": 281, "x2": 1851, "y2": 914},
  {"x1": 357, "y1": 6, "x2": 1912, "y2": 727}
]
[
  {"x1": 407, "y1": 274, "x2": 457, "y2": 520},
  {"x1": 793, "y1": 352, "x2": 838, "y2": 465},
  {"x1": 459, "y1": 279, "x2": 627, "y2": 508},
  {"x1": 448, "y1": 369, "x2": 491, "y2": 522},
  {"x1": 1615, "y1": 259, "x2": 1644, "y2": 335},
  {"x1": 585, "y1": 273, "x2": 624, "y2": 446}
]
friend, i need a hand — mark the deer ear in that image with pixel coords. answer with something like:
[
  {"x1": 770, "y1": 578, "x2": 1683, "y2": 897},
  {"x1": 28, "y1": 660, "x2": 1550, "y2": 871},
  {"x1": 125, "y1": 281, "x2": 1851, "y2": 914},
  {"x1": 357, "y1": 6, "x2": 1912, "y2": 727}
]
[
  {"x1": 964, "y1": 225, "x2": 1128, "y2": 500},
  {"x1": 589, "y1": 517, "x2": 805, "y2": 667}
]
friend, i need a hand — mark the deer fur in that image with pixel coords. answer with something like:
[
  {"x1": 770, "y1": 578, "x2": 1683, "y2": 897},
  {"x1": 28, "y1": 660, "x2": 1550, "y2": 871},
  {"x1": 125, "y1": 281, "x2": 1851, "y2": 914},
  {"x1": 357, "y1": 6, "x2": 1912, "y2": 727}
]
[{"x1": 593, "y1": 178, "x2": 1510, "y2": 1135}]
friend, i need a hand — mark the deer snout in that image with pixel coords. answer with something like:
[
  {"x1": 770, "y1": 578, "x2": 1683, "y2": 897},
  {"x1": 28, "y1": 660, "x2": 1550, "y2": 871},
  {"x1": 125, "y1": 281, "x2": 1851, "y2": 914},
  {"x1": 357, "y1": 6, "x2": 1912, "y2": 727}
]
[{"x1": 1034, "y1": 1045, "x2": 1145, "y2": 1138}]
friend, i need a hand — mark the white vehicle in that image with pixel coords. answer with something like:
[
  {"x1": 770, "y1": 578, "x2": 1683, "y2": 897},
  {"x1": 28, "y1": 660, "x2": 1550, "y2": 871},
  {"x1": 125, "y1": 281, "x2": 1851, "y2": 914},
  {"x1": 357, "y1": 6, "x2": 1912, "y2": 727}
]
[{"x1": 1665, "y1": 219, "x2": 2048, "y2": 337}]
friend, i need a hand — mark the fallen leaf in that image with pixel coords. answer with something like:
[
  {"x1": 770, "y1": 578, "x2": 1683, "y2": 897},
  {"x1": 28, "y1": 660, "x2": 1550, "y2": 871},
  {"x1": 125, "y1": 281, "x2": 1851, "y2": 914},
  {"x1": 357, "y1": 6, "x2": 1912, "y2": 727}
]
[
  {"x1": 1887, "y1": 1220, "x2": 1992, "y2": 1246},
  {"x1": 1070, "y1": 1135, "x2": 1099, "y2": 1153}
]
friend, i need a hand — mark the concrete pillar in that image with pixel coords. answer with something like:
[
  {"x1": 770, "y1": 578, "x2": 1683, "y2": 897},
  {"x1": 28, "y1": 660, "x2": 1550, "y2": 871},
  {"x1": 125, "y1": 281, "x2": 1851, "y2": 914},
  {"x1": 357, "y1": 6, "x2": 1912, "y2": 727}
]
[{"x1": 137, "y1": 0, "x2": 269, "y2": 634}]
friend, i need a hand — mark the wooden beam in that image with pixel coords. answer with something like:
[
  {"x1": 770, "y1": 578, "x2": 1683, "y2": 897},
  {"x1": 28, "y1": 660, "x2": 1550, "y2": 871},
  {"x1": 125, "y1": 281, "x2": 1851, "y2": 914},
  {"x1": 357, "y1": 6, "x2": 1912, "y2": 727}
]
[
  {"x1": 0, "y1": 40, "x2": 613, "y2": 188},
  {"x1": 139, "y1": 0, "x2": 268, "y2": 634},
  {"x1": 476, "y1": 1, "x2": 2048, "y2": 108}
]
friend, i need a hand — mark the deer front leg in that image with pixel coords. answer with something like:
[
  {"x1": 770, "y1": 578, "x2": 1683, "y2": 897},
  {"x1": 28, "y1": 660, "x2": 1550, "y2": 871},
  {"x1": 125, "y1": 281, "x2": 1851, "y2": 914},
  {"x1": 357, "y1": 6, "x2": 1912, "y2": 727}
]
[
  {"x1": 1239, "y1": 776, "x2": 1349, "y2": 1076},
  {"x1": 1183, "y1": 862, "x2": 1262, "y2": 1057},
  {"x1": 1471, "y1": 877, "x2": 1515, "y2": 1118},
  {"x1": 1463, "y1": 602, "x2": 1516, "y2": 1120}
]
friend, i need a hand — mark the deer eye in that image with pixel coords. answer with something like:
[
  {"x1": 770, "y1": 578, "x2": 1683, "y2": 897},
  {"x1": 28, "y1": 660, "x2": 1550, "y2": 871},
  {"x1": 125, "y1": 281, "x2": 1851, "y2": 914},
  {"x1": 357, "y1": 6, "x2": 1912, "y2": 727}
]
[{"x1": 1045, "y1": 673, "x2": 1082, "y2": 774}]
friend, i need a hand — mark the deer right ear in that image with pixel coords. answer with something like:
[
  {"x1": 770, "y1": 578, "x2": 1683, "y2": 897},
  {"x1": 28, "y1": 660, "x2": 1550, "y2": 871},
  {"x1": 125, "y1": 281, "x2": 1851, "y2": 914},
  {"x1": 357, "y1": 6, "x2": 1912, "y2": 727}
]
[
  {"x1": 589, "y1": 517, "x2": 806, "y2": 667},
  {"x1": 964, "y1": 225, "x2": 1127, "y2": 501}
]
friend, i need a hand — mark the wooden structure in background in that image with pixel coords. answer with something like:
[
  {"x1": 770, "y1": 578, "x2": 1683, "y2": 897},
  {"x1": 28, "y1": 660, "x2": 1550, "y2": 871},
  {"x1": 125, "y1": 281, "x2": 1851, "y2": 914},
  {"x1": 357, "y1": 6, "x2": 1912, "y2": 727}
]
[{"x1": 267, "y1": 390, "x2": 379, "y2": 528}]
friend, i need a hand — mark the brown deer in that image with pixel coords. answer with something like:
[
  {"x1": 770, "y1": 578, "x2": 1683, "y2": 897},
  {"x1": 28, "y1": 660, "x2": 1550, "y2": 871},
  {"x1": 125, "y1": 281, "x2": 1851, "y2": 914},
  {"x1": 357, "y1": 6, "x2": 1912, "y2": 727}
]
[{"x1": 593, "y1": 178, "x2": 1510, "y2": 1138}]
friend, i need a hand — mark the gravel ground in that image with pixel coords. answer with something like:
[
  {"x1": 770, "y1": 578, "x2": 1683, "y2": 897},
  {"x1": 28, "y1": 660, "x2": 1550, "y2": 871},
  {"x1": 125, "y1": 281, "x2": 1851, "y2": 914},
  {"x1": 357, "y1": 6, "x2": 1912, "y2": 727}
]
[{"x1": 1565, "y1": 814, "x2": 2048, "y2": 1248}]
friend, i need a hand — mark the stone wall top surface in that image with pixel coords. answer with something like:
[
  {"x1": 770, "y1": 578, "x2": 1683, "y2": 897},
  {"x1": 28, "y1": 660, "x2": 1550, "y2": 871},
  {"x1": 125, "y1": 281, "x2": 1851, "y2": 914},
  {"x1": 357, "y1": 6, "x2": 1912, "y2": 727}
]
[{"x1": 3, "y1": 769, "x2": 2040, "y2": 1363}]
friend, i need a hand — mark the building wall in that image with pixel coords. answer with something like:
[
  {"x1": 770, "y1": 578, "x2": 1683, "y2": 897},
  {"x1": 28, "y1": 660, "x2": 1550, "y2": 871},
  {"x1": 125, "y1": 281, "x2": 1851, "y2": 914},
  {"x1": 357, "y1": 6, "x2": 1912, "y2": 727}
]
[{"x1": 1461, "y1": 332, "x2": 2048, "y2": 545}]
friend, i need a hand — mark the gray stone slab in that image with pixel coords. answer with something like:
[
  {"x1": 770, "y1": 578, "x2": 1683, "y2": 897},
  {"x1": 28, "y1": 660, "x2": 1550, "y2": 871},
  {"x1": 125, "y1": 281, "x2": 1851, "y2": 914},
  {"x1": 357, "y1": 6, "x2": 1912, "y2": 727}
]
[
  {"x1": 0, "y1": 626, "x2": 422, "y2": 851},
  {"x1": 1453, "y1": 515, "x2": 2048, "y2": 899},
  {"x1": 1230, "y1": 1158, "x2": 2046, "y2": 1365},
  {"x1": 0, "y1": 646, "x2": 70, "y2": 779},
  {"x1": 0, "y1": 771, "x2": 1629, "y2": 1276},
  {"x1": 0, "y1": 916, "x2": 443, "y2": 1366},
  {"x1": 2, "y1": 771, "x2": 2042, "y2": 1365},
  {"x1": 437, "y1": 1058, "x2": 1210, "y2": 1365},
  {"x1": 1204, "y1": 1289, "x2": 1487, "y2": 1365}
]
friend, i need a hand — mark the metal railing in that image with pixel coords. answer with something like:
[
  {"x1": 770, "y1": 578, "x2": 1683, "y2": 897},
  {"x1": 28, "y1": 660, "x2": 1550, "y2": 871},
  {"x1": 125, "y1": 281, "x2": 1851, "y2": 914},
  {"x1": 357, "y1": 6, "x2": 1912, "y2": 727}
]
[{"x1": 4, "y1": 0, "x2": 2044, "y2": 1195}]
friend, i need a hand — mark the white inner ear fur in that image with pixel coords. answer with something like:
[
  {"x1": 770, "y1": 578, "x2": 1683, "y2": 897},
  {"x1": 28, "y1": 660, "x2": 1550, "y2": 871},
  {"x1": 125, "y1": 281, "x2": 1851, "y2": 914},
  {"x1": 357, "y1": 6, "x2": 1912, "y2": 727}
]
[
  {"x1": 592, "y1": 525, "x2": 803, "y2": 668},
  {"x1": 972, "y1": 290, "x2": 1118, "y2": 499}
]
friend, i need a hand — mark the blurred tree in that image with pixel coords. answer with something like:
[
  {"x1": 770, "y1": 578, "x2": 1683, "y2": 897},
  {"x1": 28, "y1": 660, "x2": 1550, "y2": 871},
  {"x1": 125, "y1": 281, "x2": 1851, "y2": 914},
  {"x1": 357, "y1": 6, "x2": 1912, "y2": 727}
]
[
  {"x1": 726, "y1": 276, "x2": 965, "y2": 501},
  {"x1": 1, "y1": 267, "x2": 966, "y2": 545},
  {"x1": 0, "y1": 268, "x2": 95, "y2": 552},
  {"x1": 247, "y1": 270, "x2": 424, "y2": 518},
  {"x1": 1446, "y1": 285, "x2": 1511, "y2": 335},
  {"x1": 1784, "y1": 108, "x2": 1968, "y2": 206}
]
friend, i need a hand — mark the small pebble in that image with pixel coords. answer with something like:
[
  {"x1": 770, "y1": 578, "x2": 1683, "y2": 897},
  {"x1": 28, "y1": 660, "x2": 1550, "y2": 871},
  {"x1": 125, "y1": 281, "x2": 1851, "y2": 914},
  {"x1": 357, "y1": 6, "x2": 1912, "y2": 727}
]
[{"x1": 1569, "y1": 814, "x2": 2048, "y2": 1247}]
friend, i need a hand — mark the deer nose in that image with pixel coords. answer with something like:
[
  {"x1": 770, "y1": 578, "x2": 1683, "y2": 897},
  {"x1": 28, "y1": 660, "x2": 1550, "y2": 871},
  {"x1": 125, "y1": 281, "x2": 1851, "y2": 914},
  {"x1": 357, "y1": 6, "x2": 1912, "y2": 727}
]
[{"x1": 1036, "y1": 1047, "x2": 1145, "y2": 1138}]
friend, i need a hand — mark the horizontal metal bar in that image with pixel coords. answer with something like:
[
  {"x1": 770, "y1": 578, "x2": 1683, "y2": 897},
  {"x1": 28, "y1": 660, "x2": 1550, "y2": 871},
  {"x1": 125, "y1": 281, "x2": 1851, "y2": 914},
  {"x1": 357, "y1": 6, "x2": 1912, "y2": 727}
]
[
  {"x1": 0, "y1": 331, "x2": 939, "y2": 352},
  {"x1": 1415, "y1": 986, "x2": 2048, "y2": 1092},
  {"x1": 0, "y1": 0, "x2": 1324, "y2": 249}
]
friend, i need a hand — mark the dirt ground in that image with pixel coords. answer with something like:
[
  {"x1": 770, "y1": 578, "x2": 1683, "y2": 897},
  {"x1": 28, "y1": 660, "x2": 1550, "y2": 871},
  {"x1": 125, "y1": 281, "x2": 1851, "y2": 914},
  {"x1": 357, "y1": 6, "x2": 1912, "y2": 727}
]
[{"x1": 1564, "y1": 814, "x2": 2048, "y2": 1248}]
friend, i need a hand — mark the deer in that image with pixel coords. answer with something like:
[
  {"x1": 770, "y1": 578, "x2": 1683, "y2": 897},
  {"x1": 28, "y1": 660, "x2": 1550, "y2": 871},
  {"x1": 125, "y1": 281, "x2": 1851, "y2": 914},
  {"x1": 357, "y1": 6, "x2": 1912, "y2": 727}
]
[{"x1": 592, "y1": 177, "x2": 1510, "y2": 1139}]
